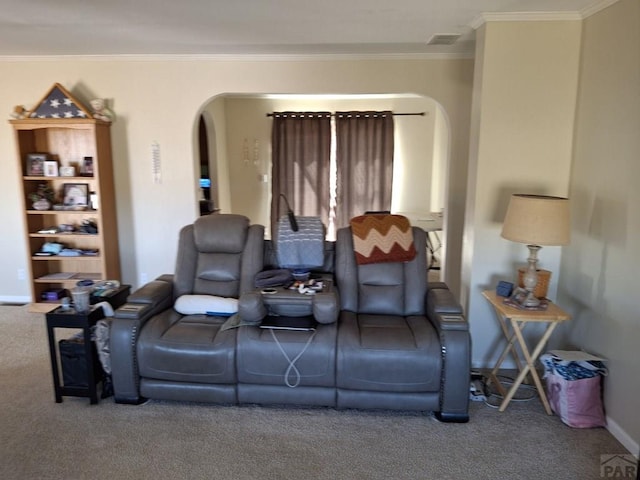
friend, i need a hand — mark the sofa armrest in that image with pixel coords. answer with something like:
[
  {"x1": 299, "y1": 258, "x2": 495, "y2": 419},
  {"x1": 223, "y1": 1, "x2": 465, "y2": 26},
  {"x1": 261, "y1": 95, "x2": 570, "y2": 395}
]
[
  {"x1": 312, "y1": 288, "x2": 340, "y2": 324},
  {"x1": 426, "y1": 287, "x2": 467, "y2": 331},
  {"x1": 239, "y1": 287, "x2": 340, "y2": 325},
  {"x1": 425, "y1": 285, "x2": 470, "y2": 423},
  {"x1": 127, "y1": 277, "x2": 174, "y2": 307},
  {"x1": 110, "y1": 277, "x2": 174, "y2": 404},
  {"x1": 238, "y1": 291, "x2": 267, "y2": 324}
]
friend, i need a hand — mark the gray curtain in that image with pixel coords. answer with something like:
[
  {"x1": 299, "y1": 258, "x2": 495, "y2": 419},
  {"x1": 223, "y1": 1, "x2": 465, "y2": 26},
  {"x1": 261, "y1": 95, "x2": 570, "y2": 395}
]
[
  {"x1": 270, "y1": 112, "x2": 332, "y2": 235},
  {"x1": 335, "y1": 111, "x2": 394, "y2": 229}
]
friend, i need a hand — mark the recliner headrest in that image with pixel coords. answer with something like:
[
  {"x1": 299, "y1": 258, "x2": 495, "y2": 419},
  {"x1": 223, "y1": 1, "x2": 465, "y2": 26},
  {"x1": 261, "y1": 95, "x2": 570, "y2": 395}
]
[{"x1": 194, "y1": 214, "x2": 249, "y2": 253}]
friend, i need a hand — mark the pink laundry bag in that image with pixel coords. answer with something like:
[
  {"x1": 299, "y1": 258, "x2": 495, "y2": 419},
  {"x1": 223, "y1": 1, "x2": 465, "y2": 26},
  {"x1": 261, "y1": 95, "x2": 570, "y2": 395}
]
[{"x1": 541, "y1": 352, "x2": 607, "y2": 428}]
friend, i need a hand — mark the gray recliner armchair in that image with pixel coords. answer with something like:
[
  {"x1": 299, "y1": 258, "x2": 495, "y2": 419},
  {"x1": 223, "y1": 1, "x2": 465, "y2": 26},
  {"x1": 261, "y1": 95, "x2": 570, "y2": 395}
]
[
  {"x1": 110, "y1": 214, "x2": 264, "y2": 404},
  {"x1": 334, "y1": 223, "x2": 470, "y2": 422}
]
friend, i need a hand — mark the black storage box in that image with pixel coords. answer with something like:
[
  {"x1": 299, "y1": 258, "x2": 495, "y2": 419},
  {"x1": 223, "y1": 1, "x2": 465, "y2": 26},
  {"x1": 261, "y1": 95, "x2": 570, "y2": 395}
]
[{"x1": 58, "y1": 335, "x2": 102, "y2": 388}]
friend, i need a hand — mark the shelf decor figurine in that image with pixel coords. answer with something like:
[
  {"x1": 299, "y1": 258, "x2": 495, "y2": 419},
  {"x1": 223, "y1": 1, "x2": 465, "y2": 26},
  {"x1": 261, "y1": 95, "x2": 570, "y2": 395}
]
[
  {"x1": 90, "y1": 98, "x2": 114, "y2": 122},
  {"x1": 29, "y1": 183, "x2": 56, "y2": 211},
  {"x1": 10, "y1": 105, "x2": 28, "y2": 120}
]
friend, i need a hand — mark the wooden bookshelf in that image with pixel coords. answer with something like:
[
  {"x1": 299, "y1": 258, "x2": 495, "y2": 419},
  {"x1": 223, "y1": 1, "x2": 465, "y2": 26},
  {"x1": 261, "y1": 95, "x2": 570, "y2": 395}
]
[{"x1": 11, "y1": 118, "x2": 121, "y2": 312}]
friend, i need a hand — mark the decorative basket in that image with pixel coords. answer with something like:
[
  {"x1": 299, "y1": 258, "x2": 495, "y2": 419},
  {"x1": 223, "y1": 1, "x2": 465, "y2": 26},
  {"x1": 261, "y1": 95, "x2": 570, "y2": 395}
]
[{"x1": 518, "y1": 268, "x2": 551, "y2": 299}]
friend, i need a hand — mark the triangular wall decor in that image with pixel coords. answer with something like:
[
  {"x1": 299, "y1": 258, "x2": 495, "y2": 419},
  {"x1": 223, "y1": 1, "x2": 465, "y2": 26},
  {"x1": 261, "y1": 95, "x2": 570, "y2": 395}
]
[{"x1": 28, "y1": 83, "x2": 92, "y2": 119}]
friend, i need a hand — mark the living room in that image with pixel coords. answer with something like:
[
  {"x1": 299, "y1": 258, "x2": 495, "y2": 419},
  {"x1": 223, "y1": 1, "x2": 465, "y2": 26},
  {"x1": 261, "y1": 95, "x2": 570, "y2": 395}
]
[{"x1": 0, "y1": 0, "x2": 637, "y2": 475}]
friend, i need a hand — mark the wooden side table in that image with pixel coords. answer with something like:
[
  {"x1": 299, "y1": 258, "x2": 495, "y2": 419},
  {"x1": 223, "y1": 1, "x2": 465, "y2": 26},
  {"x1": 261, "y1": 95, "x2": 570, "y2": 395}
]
[{"x1": 482, "y1": 290, "x2": 571, "y2": 414}]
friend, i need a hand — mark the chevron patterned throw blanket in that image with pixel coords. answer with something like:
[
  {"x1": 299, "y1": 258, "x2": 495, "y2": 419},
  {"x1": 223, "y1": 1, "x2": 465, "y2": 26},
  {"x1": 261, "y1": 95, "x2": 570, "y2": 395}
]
[{"x1": 350, "y1": 214, "x2": 417, "y2": 265}]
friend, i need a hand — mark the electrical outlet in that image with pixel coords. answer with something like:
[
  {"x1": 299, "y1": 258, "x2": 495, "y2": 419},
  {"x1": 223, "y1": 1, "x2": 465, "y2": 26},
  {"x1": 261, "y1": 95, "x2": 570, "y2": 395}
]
[
  {"x1": 17, "y1": 269, "x2": 26, "y2": 280},
  {"x1": 140, "y1": 273, "x2": 148, "y2": 285}
]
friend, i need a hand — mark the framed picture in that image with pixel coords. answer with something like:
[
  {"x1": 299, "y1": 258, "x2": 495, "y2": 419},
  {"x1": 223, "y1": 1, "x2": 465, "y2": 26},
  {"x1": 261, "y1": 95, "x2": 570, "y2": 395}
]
[
  {"x1": 44, "y1": 160, "x2": 59, "y2": 177},
  {"x1": 508, "y1": 287, "x2": 529, "y2": 306},
  {"x1": 80, "y1": 156, "x2": 94, "y2": 177},
  {"x1": 63, "y1": 183, "x2": 89, "y2": 206},
  {"x1": 26, "y1": 153, "x2": 47, "y2": 176},
  {"x1": 59, "y1": 166, "x2": 76, "y2": 177}
]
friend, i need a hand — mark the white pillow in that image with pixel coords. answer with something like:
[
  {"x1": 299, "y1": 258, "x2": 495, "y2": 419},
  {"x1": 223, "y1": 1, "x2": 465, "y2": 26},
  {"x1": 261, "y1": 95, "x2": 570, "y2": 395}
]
[{"x1": 174, "y1": 295, "x2": 238, "y2": 316}]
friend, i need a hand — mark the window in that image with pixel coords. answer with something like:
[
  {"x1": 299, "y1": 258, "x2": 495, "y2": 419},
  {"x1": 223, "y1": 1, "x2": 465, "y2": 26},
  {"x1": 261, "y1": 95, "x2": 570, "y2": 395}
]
[{"x1": 271, "y1": 111, "x2": 394, "y2": 239}]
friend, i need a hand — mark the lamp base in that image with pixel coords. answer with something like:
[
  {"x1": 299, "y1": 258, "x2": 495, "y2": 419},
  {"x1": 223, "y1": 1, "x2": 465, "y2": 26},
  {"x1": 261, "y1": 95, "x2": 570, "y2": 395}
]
[{"x1": 521, "y1": 290, "x2": 541, "y2": 308}]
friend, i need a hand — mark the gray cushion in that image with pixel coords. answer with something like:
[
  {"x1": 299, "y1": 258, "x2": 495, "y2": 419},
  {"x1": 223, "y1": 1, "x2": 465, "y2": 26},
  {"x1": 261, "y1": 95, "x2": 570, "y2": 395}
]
[
  {"x1": 137, "y1": 310, "x2": 237, "y2": 384},
  {"x1": 236, "y1": 324, "x2": 337, "y2": 387},
  {"x1": 194, "y1": 214, "x2": 248, "y2": 253},
  {"x1": 336, "y1": 226, "x2": 427, "y2": 316},
  {"x1": 174, "y1": 217, "x2": 264, "y2": 299},
  {"x1": 336, "y1": 311, "x2": 442, "y2": 393}
]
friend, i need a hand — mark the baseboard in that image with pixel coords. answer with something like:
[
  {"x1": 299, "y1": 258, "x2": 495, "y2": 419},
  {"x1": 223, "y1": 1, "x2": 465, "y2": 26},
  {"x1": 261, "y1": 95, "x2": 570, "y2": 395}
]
[
  {"x1": 0, "y1": 295, "x2": 30, "y2": 305},
  {"x1": 606, "y1": 415, "x2": 640, "y2": 457}
]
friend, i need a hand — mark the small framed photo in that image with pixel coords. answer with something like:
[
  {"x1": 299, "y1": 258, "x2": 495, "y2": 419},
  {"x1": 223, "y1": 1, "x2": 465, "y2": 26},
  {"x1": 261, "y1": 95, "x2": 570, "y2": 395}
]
[
  {"x1": 63, "y1": 183, "x2": 89, "y2": 206},
  {"x1": 508, "y1": 287, "x2": 529, "y2": 305},
  {"x1": 26, "y1": 153, "x2": 47, "y2": 176},
  {"x1": 59, "y1": 166, "x2": 76, "y2": 177},
  {"x1": 80, "y1": 156, "x2": 94, "y2": 177},
  {"x1": 44, "y1": 160, "x2": 59, "y2": 177}
]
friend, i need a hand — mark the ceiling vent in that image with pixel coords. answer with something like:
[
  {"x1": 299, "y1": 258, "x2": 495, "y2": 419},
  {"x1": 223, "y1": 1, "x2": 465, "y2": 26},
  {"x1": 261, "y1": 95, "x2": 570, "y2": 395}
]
[{"x1": 426, "y1": 34, "x2": 461, "y2": 46}]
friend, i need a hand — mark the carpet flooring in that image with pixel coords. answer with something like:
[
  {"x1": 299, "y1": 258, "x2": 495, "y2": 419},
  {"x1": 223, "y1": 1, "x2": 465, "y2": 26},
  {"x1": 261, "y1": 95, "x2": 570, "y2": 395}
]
[{"x1": 0, "y1": 304, "x2": 632, "y2": 480}]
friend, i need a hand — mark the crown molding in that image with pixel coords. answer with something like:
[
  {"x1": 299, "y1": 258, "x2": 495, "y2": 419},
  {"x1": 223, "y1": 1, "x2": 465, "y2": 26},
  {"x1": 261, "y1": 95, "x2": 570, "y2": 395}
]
[
  {"x1": 470, "y1": 11, "x2": 582, "y2": 29},
  {"x1": 0, "y1": 52, "x2": 474, "y2": 62},
  {"x1": 580, "y1": 0, "x2": 620, "y2": 18},
  {"x1": 469, "y1": 0, "x2": 620, "y2": 30}
]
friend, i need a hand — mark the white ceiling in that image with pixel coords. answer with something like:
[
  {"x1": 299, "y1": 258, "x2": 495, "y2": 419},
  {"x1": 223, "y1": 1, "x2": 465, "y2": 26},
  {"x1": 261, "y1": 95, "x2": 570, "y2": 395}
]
[{"x1": 0, "y1": 0, "x2": 611, "y2": 57}]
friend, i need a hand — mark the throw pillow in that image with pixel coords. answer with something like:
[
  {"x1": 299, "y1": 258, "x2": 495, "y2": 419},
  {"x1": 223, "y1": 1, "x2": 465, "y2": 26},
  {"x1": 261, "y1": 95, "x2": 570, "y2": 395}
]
[{"x1": 174, "y1": 295, "x2": 238, "y2": 316}]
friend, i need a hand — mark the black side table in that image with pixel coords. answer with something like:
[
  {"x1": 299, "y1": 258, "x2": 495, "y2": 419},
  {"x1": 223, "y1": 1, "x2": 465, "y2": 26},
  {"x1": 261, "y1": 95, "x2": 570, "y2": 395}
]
[{"x1": 45, "y1": 285, "x2": 130, "y2": 404}]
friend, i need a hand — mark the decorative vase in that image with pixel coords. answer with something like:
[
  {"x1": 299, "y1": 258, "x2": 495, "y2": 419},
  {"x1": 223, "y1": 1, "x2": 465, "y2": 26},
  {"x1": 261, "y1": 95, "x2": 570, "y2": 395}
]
[
  {"x1": 518, "y1": 268, "x2": 552, "y2": 299},
  {"x1": 32, "y1": 199, "x2": 51, "y2": 211}
]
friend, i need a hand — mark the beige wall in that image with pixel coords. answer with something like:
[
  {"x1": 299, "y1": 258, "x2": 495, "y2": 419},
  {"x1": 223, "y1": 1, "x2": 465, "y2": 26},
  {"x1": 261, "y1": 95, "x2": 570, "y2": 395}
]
[
  {"x1": 559, "y1": 0, "x2": 640, "y2": 455},
  {"x1": 0, "y1": 57, "x2": 473, "y2": 301},
  {"x1": 464, "y1": 19, "x2": 582, "y2": 366},
  {"x1": 465, "y1": 2, "x2": 639, "y2": 454}
]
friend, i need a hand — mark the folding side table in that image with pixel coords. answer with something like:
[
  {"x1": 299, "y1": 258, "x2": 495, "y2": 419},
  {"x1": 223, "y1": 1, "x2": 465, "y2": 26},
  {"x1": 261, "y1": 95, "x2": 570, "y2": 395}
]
[{"x1": 482, "y1": 290, "x2": 571, "y2": 414}]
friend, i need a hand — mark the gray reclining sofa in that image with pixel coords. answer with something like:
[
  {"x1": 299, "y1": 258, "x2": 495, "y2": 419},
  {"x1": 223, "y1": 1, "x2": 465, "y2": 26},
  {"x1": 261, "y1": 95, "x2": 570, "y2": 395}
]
[{"x1": 110, "y1": 213, "x2": 470, "y2": 422}]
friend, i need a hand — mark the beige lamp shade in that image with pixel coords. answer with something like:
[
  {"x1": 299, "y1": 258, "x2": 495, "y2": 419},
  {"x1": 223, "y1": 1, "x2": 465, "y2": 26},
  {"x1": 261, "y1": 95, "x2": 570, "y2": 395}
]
[{"x1": 501, "y1": 194, "x2": 570, "y2": 246}]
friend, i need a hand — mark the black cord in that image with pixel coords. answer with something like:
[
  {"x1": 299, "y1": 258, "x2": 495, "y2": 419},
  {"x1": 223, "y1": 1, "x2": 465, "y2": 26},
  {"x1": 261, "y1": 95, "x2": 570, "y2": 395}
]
[
  {"x1": 279, "y1": 193, "x2": 299, "y2": 232},
  {"x1": 483, "y1": 373, "x2": 537, "y2": 408}
]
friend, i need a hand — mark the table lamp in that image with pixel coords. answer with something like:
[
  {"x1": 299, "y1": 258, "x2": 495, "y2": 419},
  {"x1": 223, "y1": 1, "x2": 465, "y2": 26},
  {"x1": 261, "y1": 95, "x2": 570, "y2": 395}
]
[{"x1": 501, "y1": 194, "x2": 570, "y2": 307}]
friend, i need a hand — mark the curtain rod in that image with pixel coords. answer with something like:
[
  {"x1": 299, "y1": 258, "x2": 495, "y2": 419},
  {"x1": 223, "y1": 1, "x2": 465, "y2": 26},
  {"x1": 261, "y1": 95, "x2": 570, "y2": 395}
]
[{"x1": 266, "y1": 112, "x2": 425, "y2": 117}]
